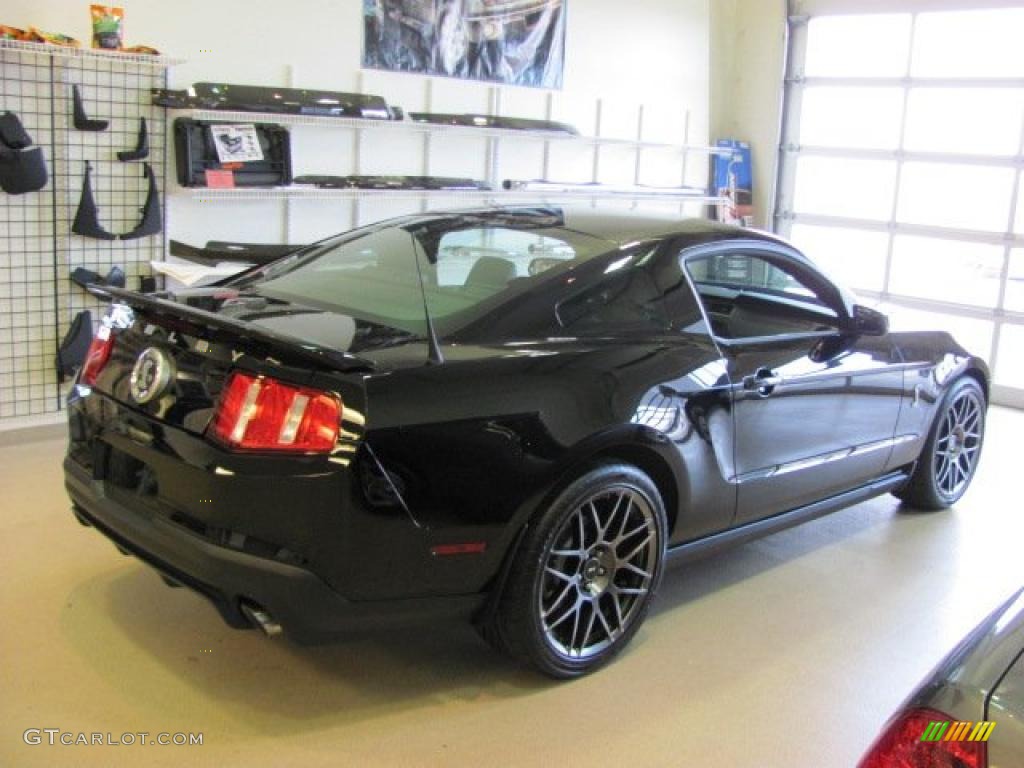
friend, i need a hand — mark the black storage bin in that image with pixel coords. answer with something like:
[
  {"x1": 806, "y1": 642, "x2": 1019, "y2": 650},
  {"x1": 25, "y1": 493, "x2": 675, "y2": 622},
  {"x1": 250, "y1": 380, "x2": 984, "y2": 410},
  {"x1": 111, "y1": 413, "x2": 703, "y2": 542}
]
[{"x1": 174, "y1": 118, "x2": 292, "y2": 187}]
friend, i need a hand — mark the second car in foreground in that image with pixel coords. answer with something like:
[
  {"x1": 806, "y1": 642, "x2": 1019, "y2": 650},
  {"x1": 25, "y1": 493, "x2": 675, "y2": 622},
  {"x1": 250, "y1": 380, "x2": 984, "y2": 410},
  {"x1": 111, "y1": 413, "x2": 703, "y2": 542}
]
[{"x1": 860, "y1": 588, "x2": 1024, "y2": 768}]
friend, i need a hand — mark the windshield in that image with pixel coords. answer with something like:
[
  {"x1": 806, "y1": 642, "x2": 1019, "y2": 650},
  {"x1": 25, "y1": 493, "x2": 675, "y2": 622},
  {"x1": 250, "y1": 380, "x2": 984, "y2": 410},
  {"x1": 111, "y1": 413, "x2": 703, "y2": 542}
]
[{"x1": 242, "y1": 212, "x2": 617, "y2": 337}]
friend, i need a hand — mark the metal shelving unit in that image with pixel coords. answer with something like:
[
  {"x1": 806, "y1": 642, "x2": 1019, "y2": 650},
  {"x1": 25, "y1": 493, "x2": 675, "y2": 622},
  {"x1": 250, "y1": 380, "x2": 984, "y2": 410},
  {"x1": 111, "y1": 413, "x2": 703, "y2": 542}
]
[
  {"x1": 182, "y1": 107, "x2": 730, "y2": 155},
  {"x1": 168, "y1": 79, "x2": 728, "y2": 246},
  {"x1": 186, "y1": 186, "x2": 728, "y2": 205},
  {"x1": 171, "y1": 74, "x2": 727, "y2": 219}
]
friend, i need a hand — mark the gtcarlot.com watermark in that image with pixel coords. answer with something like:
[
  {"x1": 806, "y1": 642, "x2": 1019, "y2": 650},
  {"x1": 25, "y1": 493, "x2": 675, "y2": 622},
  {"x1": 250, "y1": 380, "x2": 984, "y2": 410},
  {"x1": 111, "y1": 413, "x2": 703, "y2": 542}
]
[{"x1": 24, "y1": 729, "x2": 202, "y2": 747}]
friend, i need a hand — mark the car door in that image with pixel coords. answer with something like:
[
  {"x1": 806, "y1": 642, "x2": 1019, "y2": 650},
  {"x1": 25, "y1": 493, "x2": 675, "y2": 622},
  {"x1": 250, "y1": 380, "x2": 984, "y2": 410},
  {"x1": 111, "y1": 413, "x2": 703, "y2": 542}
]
[{"x1": 682, "y1": 242, "x2": 904, "y2": 524}]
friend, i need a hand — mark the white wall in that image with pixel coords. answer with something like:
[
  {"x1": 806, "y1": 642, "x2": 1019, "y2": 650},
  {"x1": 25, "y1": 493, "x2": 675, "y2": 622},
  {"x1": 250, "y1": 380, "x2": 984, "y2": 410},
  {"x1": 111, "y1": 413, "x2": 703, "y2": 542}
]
[
  {"x1": 4, "y1": 0, "x2": 712, "y2": 245},
  {"x1": 710, "y1": 0, "x2": 787, "y2": 229}
]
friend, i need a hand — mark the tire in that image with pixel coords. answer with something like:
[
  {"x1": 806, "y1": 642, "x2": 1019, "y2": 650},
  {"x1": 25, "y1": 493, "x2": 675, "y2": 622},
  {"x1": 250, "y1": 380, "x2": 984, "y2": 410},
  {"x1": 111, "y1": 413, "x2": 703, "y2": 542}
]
[
  {"x1": 896, "y1": 376, "x2": 986, "y2": 511},
  {"x1": 484, "y1": 463, "x2": 668, "y2": 679}
]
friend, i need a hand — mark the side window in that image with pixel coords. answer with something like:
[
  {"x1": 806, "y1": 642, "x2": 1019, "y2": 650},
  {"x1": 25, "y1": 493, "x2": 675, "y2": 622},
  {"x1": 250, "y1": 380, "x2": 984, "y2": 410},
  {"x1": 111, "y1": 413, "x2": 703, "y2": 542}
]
[
  {"x1": 556, "y1": 248, "x2": 671, "y2": 335},
  {"x1": 684, "y1": 251, "x2": 840, "y2": 339}
]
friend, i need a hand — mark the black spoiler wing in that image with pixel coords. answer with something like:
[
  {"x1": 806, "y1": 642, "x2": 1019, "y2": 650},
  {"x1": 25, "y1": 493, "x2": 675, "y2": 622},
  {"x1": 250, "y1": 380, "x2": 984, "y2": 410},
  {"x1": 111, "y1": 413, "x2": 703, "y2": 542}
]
[{"x1": 90, "y1": 286, "x2": 375, "y2": 374}]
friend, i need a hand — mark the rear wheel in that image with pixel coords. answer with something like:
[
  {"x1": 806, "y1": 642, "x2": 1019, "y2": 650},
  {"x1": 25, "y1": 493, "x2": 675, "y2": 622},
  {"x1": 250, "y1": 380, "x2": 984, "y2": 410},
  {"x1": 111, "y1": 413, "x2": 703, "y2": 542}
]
[
  {"x1": 484, "y1": 463, "x2": 667, "y2": 678},
  {"x1": 897, "y1": 376, "x2": 986, "y2": 510}
]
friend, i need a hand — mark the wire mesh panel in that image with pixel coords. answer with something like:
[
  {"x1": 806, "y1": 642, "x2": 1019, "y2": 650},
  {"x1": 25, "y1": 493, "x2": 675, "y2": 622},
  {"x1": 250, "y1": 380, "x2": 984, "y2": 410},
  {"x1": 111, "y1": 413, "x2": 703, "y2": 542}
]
[
  {"x1": 0, "y1": 42, "x2": 170, "y2": 424},
  {"x1": 52, "y1": 54, "x2": 168, "y2": 397},
  {"x1": 0, "y1": 49, "x2": 58, "y2": 418}
]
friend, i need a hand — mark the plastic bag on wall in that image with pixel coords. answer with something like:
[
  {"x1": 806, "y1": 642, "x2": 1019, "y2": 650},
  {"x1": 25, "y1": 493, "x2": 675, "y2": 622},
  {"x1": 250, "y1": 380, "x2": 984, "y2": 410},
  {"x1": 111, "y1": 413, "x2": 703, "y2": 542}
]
[{"x1": 363, "y1": 0, "x2": 566, "y2": 89}]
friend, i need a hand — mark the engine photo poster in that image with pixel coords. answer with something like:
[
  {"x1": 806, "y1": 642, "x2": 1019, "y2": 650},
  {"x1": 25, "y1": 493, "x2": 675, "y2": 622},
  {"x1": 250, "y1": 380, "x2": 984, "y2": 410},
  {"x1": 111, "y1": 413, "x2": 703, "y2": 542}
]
[{"x1": 362, "y1": 0, "x2": 566, "y2": 88}]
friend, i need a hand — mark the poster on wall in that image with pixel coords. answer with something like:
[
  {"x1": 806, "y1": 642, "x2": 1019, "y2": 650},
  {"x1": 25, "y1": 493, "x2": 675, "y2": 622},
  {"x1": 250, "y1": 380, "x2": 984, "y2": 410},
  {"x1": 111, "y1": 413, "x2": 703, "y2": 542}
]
[{"x1": 362, "y1": 1, "x2": 566, "y2": 89}]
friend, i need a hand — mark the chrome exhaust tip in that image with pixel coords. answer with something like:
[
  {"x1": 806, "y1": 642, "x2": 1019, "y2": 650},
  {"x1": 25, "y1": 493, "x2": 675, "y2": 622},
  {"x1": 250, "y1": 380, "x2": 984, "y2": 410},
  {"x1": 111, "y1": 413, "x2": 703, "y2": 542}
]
[{"x1": 239, "y1": 602, "x2": 283, "y2": 637}]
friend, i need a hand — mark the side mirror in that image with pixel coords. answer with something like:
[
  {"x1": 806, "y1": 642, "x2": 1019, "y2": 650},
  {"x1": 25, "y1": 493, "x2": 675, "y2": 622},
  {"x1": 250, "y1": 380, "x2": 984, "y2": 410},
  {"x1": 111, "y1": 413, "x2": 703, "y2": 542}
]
[{"x1": 849, "y1": 304, "x2": 889, "y2": 336}]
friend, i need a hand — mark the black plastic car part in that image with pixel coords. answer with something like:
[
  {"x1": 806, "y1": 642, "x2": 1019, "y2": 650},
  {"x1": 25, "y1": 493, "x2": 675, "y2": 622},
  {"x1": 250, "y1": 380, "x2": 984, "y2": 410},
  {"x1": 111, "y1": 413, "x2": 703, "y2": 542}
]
[
  {"x1": 293, "y1": 175, "x2": 492, "y2": 191},
  {"x1": 0, "y1": 146, "x2": 48, "y2": 194},
  {"x1": 174, "y1": 118, "x2": 292, "y2": 187},
  {"x1": 0, "y1": 112, "x2": 48, "y2": 195},
  {"x1": 72, "y1": 162, "x2": 161, "y2": 240},
  {"x1": 149, "y1": 88, "x2": 193, "y2": 109},
  {"x1": 72, "y1": 85, "x2": 109, "y2": 131},
  {"x1": 408, "y1": 112, "x2": 579, "y2": 135},
  {"x1": 72, "y1": 162, "x2": 117, "y2": 240},
  {"x1": 0, "y1": 111, "x2": 33, "y2": 149},
  {"x1": 71, "y1": 265, "x2": 125, "y2": 290},
  {"x1": 154, "y1": 83, "x2": 399, "y2": 120},
  {"x1": 117, "y1": 117, "x2": 149, "y2": 161},
  {"x1": 169, "y1": 239, "x2": 303, "y2": 267},
  {"x1": 120, "y1": 163, "x2": 162, "y2": 240}
]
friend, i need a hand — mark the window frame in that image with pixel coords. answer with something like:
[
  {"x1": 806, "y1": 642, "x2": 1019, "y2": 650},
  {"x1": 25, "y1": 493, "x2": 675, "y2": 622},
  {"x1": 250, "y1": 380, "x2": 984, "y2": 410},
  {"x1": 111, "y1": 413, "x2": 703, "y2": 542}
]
[{"x1": 679, "y1": 239, "x2": 854, "y2": 346}]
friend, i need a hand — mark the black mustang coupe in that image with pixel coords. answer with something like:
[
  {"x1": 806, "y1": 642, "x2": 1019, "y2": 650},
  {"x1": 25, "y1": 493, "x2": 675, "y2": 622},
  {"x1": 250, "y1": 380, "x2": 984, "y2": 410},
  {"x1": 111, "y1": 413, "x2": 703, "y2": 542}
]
[{"x1": 65, "y1": 207, "x2": 988, "y2": 677}]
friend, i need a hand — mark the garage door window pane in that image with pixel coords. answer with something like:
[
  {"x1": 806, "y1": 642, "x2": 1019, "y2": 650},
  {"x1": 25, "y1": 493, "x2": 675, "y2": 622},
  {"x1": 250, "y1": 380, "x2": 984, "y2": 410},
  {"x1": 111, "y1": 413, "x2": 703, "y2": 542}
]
[
  {"x1": 794, "y1": 156, "x2": 897, "y2": 220},
  {"x1": 889, "y1": 236, "x2": 1003, "y2": 308},
  {"x1": 995, "y1": 323, "x2": 1024, "y2": 386},
  {"x1": 876, "y1": 302, "x2": 993, "y2": 361},
  {"x1": 912, "y1": 9, "x2": 1024, "y2": 78},
  {"x1": 904, "y1": 89, "x2": 1024, "y2": 156},
  {"x1": 805, "y1": 14, "x2": 911, "y2": 77},
  {"x1": 800, "y1": 87, "x2": 903, "y2": 150},
  {"x1": 789, "y1": 224, "x2": 888, "y2": 292},
  {"x1": 1005, "y1": 249, "x2": 1024, "y2": 313},
  {"x1": 897, "y1": 163, "x2": 1014, "y2": 232}
]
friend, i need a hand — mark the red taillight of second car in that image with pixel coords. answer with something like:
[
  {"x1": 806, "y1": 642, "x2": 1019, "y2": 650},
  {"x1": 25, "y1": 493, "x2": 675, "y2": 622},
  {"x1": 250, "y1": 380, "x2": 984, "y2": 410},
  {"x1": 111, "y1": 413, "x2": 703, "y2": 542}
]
[
  {"x1": 858, "y1": 707, "x2": 988, "y2": 768},
  {"x1": 209, "y1": 371, "x2": 342, "y2": 453},
  {"x1": 80, "y1": 325, "x2": 115, "y2": 386}
]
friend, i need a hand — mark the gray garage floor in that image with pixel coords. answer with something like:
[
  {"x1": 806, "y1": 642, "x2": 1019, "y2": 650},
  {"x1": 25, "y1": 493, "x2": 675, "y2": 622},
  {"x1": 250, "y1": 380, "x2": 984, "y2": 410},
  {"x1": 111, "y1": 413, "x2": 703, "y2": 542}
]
[{"x1": 1, "y1": 407, "x2": 1021, "y2": 767}]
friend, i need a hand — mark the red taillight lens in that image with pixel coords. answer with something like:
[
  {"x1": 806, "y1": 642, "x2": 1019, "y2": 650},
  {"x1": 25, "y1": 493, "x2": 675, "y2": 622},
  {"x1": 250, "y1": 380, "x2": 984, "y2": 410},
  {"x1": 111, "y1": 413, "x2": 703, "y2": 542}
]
[
  {"x1": 859, "y1": 707, "x2": 988, "y2": 768},
  {"x1": 80, "y1": 325, "x2": 114, "y2": 386},
  {"x1": 209, "y1": 371, "x2": 341, "y2": 453}
]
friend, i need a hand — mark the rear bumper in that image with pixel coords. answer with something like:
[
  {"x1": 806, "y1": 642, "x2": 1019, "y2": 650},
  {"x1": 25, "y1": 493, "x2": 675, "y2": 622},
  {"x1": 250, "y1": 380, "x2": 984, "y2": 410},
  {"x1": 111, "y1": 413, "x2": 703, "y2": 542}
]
[{"x1": 65, "y1": 458, "x2": 483, "y2": 642}]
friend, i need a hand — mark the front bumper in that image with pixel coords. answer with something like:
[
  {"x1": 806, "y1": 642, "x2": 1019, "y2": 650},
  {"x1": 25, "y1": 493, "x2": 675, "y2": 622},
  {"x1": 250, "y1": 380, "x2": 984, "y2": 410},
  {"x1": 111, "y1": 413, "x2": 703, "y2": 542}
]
[{"x1": 65, "y1": 457, "x2": 483, "y2": 642}]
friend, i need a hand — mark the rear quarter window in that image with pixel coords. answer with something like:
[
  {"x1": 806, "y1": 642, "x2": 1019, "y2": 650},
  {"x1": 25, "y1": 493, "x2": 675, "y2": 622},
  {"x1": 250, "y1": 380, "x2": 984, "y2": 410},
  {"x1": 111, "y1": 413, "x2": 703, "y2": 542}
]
[{"x1": 555, "y1": 249, "x2": 672, "y2": 335}]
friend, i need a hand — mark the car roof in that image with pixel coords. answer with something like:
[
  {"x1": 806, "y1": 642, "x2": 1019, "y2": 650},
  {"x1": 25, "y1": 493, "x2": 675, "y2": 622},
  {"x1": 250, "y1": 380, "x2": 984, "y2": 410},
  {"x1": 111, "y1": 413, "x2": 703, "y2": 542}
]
[{"x1": 387, "y1": 205, "x2": 792, "y2": 250}]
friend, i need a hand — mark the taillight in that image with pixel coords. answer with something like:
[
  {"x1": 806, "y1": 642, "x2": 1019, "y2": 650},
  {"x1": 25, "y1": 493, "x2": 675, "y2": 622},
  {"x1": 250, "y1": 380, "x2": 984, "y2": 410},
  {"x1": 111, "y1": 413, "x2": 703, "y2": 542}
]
[
  {"x1": 80, "y1": 324, "x2": 114, "y2": 386},
  {"x1": 209, "y1": 371, "x2": 341, "y2": 453},
  {"x1": 859, "y1": 707, "x2": 988, "y2": 768}
]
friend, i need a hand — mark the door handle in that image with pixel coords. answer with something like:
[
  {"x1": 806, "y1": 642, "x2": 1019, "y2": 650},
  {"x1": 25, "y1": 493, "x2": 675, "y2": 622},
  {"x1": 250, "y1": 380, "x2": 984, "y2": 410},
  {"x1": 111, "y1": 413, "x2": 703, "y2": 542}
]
[{"x1": 742, "y1": 367, "x2": 783, "y2": 395}]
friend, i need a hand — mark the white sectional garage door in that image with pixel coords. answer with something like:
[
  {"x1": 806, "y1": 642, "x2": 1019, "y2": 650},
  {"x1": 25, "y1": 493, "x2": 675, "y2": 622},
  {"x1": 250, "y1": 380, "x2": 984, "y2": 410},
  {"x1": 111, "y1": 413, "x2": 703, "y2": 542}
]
[{"x1": 774, "y1": 2, "x2": 1024, "y2": 407}]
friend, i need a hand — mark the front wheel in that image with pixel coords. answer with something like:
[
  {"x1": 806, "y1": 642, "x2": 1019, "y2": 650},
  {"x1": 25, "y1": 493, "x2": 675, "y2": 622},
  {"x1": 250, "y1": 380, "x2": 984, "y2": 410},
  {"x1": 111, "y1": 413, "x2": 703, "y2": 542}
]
[
  {"x1": 897, "y1": 376, "x2": 986, "y2": 510},
  {"x1": 485, "y1": 463, "x2": 667, "y2": 678}
]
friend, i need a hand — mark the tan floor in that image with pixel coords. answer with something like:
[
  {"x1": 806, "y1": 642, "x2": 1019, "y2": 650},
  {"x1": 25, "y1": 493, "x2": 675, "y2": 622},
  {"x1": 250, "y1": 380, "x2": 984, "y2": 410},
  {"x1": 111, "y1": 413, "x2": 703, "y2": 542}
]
[{"x1": 1, "y1": 408, "x2": 1021, "y2": 768}]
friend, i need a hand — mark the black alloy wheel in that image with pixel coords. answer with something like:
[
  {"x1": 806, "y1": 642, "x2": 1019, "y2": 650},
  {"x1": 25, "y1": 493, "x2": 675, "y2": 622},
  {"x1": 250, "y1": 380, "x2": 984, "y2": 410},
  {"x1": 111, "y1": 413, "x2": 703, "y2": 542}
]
[
  {"x1": 538, "y1": 485, "x2": 659, "y2": 660},
  {"x1": 898, "y1": 376, "x2": 986, "y2": 510},
  {"x1": 482, "y1": 463, "x2": 667, "y2": 678},
  {"x1": 933, "y1": 386, "x2": 984, "y2": 499}
]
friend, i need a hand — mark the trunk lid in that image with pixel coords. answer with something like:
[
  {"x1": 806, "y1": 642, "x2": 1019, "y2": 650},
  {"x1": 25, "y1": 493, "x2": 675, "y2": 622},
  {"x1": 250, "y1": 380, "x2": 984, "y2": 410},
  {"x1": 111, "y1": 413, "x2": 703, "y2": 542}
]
[{"x1": 86, "y1": 286, "x2": 426, "y2": 434}]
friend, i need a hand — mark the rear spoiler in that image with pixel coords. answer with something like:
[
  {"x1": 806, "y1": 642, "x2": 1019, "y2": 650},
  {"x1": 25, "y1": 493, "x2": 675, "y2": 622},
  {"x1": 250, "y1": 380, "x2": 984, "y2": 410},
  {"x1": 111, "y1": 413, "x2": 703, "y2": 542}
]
[{"x1": 89, "y1": 285, "x2": 375, "y2": 374}]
